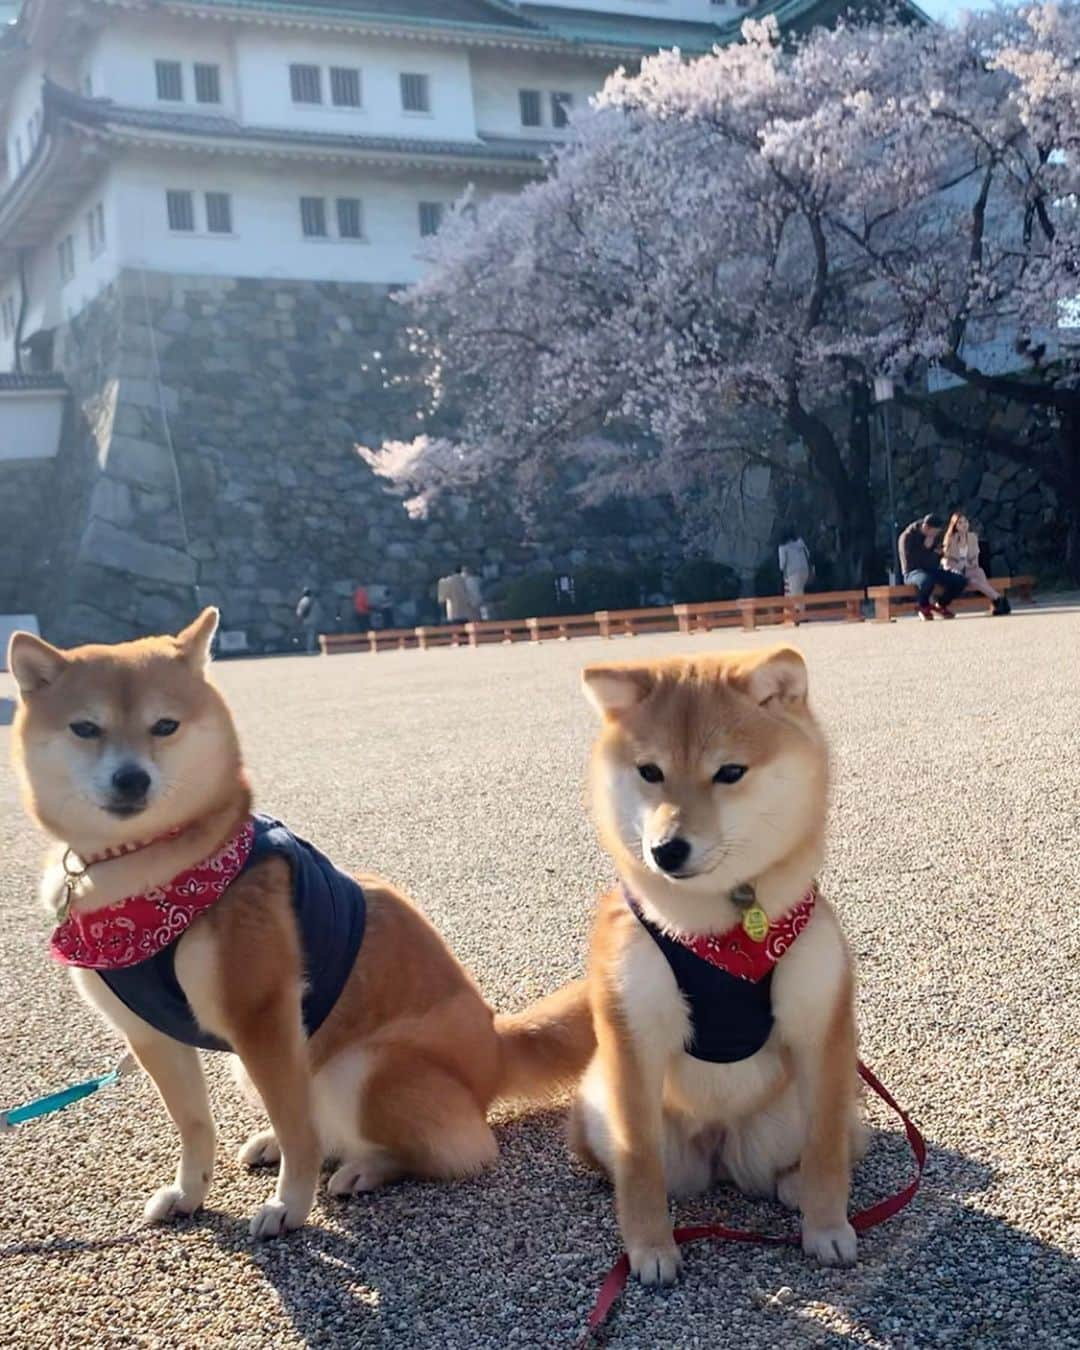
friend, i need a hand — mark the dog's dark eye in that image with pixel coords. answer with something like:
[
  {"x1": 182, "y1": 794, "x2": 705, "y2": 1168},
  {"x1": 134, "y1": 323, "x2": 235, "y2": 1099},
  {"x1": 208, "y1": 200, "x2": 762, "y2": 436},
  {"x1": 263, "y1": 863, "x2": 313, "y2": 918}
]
[
  {"x1": 151, "y1": 718, "x2": 180, "y2": 737},
  {"x1": 69, "y1": 721, "x2": 101, "y2": 740},
  {"x1": 638, "y1": 763, "x2": 664, "y2": 784},
  {"x1": 713, "y1": 764, "x2": 747, "y2": 785}
]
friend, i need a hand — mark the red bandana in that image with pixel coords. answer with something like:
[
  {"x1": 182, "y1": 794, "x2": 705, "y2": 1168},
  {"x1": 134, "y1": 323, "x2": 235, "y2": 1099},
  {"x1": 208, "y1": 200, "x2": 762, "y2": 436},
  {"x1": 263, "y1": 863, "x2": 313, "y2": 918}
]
[
  {"x1": 674, "y1": 889, "x2": 817, "y2": 983},
  {"x1": 49, "y1": 820, "x2": 255, "y2": 971}
]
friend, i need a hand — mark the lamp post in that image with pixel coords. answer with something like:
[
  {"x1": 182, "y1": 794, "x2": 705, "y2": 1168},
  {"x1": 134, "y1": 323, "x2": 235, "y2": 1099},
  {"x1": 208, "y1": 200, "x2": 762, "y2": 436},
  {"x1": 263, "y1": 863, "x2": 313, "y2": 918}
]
[{"x1": 873, "y1": 375, "x2": 900, "y2": 584}]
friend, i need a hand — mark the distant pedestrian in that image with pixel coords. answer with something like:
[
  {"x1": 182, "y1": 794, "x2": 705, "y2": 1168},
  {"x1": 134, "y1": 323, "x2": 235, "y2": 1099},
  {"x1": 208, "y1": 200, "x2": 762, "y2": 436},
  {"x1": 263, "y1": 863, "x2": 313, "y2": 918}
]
[
  {"x1": 437, "y1": 564, "x2": 478, "y2": 624},
  {"x1": 462, "y1": 565, "x2": 483, "y2": 621},
  {"x1": 295, "y1": 587, "x2": 322, "y2": 652},
  {"x1": 352, "y1": 584, "x2": 371, "y2": 633},
  {"x1": 897, "y1": 514, "x2": 966, "y2": 621},
  {"x1": 941, "y1": 512, "x2": 1010, "y2": 615},
  {"x1": 778, "y1": 525, "x2": 812, "y2": 597}
]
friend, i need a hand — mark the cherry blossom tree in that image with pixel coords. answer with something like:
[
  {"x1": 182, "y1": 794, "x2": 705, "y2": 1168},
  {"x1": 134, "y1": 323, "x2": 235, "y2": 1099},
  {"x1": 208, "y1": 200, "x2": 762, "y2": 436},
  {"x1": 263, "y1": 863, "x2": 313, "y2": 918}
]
[{"x1": 368, "y1": 6, "x2": 1080, "y2": 583}]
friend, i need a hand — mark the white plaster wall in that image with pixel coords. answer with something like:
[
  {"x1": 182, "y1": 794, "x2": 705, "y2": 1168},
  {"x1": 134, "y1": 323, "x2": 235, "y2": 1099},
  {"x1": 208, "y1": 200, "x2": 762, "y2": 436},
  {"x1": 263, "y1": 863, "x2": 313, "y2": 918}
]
[
  {"x1": 82, "y1": 17, "x2": 238, "y2": 112},
  {"x1": 112, "y1": 156, "x2": 469, "y2": 284},
  {"x1": 471, "y1": 51, "x2": 603, "y2": 139},
  {"x1": 235, "y1": 30, "x2": 476, "y2": 140},
  {"x1": 4, "y1": 60, "x2": 46, "y2": 187},
  {"x1": 0, "y1": 388, "x2": 66, "y2": 461}
]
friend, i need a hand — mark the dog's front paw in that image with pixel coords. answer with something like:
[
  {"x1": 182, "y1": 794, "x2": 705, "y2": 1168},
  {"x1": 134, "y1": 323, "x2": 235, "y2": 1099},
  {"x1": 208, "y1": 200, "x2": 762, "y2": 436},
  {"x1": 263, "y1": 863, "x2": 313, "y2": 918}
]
[
  {"x1": 248, "y1": 1195, "x2": 309, "y2": 1240},
  {"x1": 802, "y1": 1221, "x2": 857, "y2": 1266},
  {"x1": 143, "y1": 1184, "x2": 203, "y2": 1224},
  {"x1": 629, "y1": 1238, "x2": 683, "y2": 1287},
  {"x1": 238, "y1": 1129, "x2": 281, "y2": 1169}
]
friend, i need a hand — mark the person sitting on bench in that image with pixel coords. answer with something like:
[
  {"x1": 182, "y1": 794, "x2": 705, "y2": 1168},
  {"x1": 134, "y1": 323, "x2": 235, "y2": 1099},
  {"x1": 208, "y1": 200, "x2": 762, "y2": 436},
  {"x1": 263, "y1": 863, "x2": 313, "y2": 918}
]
[
  {"x1": 941, "y1": 511, "x2": 1010, "y2": 616},
  {"x1": 898, "y1": 514, "x2": 966, "y2": 621}
]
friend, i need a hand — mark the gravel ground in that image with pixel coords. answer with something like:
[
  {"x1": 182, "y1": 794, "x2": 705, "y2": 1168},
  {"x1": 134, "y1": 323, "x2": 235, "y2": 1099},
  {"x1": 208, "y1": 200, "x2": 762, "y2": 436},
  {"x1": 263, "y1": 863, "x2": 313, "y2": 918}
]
[{"x1": 1, "y1": 600, "x2": 1078, "y2": 1349}]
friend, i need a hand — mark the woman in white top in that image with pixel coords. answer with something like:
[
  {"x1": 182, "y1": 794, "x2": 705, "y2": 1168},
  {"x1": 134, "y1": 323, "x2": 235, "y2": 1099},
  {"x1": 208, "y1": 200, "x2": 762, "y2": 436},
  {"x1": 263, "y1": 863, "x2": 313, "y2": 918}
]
[
  {"x1": 941, "y1": 512, "x2": 1009, "y2": 614},
  {"x1": 777, "y1": 525, "x2": 812, "y2": 596}
]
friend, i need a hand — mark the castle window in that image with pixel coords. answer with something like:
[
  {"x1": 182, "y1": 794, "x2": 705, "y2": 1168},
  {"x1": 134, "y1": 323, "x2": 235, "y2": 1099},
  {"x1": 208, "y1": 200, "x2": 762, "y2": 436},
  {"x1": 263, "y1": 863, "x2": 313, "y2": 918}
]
[
  {"x1": 419, "y1": 201, "x2": 444, "y2": 238},
  {"x1": 166, "y1": 189, "x2": 195, "y2": 232},
  {"x1": 300, "y1": 196, "x2": 328, "y2": 237},
  {"x1": 194, "y1": 63, "x2": 222, "y2": 105},
  {"x1": 57, "y1": 234, "x2": 75, "y2": 283},
  {"x1": 206, "y1": 192, "x2": 233, "y2": 234},
  {"x1": 551, "y1": 92, "x2": 573, "y2": 129},
  {"x1": 290, "y1": 64, "x2": 322, "y2": 105},
  {"x1": 336, "y1": 197, "x2": 365, "y2": 240},
  {"x1": 330, "y1": 67, "x2": 362, "y2": 108},
  {"x1": 400, "y1": 73, "x2": 430, "y2": 114},
  {"x1": 519, "y1": 90, "x2": 542, "y2": 127},
  {"x1": 155, "y1": 60, "x2": 184, "y2": 102}
]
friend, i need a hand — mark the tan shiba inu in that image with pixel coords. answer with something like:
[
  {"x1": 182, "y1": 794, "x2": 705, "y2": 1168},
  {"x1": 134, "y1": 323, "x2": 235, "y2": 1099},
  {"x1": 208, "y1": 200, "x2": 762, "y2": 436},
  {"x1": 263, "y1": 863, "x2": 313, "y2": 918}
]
[
  {"x1": 569, "y1": 647, "x2": 865, "y2": 1285},
  {"x1": 7, "y1": 609, "x2": 592, "y2": 1238}
]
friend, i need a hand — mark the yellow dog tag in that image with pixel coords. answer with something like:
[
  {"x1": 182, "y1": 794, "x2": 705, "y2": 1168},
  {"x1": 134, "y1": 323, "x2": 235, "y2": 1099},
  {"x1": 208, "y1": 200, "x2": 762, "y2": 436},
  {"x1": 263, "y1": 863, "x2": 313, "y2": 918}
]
[{"x1": 742, "y1": 905, "x2": 769, "y2": 942}]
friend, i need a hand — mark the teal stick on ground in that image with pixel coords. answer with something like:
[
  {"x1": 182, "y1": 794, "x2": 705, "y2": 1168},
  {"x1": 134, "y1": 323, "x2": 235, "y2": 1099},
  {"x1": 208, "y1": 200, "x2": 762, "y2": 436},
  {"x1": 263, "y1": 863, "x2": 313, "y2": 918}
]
[{"x1": 0, "y1": 1053, "x2": 136, "y2": 1131}]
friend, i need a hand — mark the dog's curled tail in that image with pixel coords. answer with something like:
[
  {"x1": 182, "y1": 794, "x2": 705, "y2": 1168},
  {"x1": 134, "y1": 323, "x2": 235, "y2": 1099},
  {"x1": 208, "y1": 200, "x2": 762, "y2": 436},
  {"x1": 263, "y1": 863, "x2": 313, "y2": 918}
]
[{"x1": 494, "y1": 979, "x2": 594, "y2": 1103}]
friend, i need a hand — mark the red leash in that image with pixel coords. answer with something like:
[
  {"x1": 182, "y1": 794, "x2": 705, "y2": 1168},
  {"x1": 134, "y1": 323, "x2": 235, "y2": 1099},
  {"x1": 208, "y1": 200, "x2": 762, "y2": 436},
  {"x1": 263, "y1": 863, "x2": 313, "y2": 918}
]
[{"x1": 582, "y1": 1061, "x2": 926, "y2": 1341}]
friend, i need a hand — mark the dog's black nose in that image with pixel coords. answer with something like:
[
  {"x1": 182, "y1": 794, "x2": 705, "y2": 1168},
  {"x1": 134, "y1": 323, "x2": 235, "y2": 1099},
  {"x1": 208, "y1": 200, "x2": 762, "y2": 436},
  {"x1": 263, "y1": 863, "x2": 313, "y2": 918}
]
[
  {"x1": 651, "y1": 838, "x2": 691, "y2": 874},
  {"x1": 111, "y1": 764, "x2": 151, "y2": 800}
]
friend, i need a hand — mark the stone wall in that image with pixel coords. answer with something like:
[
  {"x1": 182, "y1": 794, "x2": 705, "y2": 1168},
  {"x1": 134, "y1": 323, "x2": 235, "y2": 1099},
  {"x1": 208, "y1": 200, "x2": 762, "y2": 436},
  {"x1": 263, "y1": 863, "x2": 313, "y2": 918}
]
[{"x1": 42, "y1": 270, "x2": 697, "y2": 648}]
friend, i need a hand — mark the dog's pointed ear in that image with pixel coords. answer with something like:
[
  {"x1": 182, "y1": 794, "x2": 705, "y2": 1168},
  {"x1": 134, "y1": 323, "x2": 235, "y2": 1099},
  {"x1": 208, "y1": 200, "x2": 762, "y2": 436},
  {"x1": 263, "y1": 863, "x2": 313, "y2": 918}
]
[
  {"x1": 175, "y1": 607, "x2": 219, "y2": 669},
  {"x1": 730, "y1": 646, "x2": 808, "y2": 708},
  {"x1": 7, "y1": 632, "x2": 69, "y2": 698},
  {"x1": 582, "y1": 664, "x2": 654, "y2": 717}
]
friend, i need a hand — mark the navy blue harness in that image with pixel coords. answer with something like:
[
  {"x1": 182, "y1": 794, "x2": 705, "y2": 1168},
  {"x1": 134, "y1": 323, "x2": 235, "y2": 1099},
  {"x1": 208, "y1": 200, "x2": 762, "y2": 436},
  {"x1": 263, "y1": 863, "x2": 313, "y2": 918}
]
[
  {"x1": 631, "y1": 902, "x2": 775, "y2": 1064},
  {"x1": 98, "y1": 815, "x2": 366, "y2": 1052}
]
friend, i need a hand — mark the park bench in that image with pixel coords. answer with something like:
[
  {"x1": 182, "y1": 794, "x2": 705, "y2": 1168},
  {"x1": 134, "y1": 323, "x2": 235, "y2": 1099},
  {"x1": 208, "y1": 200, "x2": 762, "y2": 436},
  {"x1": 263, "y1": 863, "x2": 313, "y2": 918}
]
[
  {"x1": 463, "y1": 618, "x2": 534, "y2": 646},
  {"x1": 868, "y1": 574, "x2": 1035, "y2": 622},
  {"x1": 597, "y1": 606, "x2": 680, "y2": 638},
  {"x1": 739, "y1": 589, "x2": 865, "y2": 630},
  {"x1": 527, "y1": 612, "x2": 604, "y2": 642}
]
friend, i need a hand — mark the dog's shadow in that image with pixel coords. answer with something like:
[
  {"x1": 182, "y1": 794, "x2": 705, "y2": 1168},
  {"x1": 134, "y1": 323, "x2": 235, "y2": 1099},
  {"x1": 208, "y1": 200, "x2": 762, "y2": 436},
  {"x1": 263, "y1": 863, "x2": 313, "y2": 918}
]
[{"x1": 190, "y1": 1109, "x2": 1076, "y2": 1348}]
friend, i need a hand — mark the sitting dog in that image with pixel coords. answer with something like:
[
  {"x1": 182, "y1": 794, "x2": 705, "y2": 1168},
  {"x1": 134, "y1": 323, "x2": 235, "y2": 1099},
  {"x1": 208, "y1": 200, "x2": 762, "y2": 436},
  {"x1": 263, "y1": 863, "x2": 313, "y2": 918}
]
[
  {"x1": 568, "y1": 647, "x2": 865, "y2": 1284},
  {"x1": 8, "y1": 608, "x2": 592, "y2": 1237}
]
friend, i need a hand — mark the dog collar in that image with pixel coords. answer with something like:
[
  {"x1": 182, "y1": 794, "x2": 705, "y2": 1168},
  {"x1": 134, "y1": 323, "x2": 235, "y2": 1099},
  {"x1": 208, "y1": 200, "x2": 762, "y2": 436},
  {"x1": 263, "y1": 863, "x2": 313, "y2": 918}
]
[
  {"x1": 49, "y1": 819, "x2": 255, "y2": 970},
  {"x1": 625, "y1": 884, "x2": 817, "y2": 983}
]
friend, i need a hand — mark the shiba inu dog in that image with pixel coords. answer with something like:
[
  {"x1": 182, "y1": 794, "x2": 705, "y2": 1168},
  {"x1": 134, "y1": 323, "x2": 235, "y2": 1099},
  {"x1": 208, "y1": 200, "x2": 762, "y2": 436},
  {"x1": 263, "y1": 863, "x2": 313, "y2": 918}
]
[
  {"x1": 569, "y1": 647, "x2": 865, "y2": 1285},
  {"x1": 7, "y1": 608, "x2": 592, "y2": 1238}
]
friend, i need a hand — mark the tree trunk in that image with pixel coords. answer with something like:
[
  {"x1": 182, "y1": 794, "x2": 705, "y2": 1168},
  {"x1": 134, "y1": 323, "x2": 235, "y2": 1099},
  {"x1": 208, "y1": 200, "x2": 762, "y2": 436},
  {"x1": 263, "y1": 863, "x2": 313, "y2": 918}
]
[{"x1": 785, "y1": 392, "x2": 876, "y2": 589}]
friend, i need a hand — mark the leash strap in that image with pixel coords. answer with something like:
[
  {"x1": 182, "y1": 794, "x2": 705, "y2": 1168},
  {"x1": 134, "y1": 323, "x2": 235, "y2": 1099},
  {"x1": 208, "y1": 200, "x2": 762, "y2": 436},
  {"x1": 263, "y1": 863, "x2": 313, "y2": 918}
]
[
  {"x1": 582, "y1": 1060, "x2": 926, "y2": 1341},
  {"x1": 0, "y1": 1053, "x2": 137, "y2": 1133}
]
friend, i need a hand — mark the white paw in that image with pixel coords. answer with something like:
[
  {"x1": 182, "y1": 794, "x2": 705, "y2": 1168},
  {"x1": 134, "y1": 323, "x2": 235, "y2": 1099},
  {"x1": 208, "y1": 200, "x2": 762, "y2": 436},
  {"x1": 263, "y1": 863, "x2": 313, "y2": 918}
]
[
  {"x1": 143, "y1": 1184, "x2": 202, "y2": 1224},
  {"x1": 629, "y1": 1239, "x2": 683, "y2": 1287},
  {"x1": 802, "y1": 1221, "x2": 857, "y2": 1266},
  {"x1": 238, "y1": 1129, "x2": 281, "y2": 1169},
  {"x1": 776, "y1": 1170, "x2": 801, "y2": 1211},
  {"x1": 248, "y1": 1196, "x2": 308, "y2": 1240},
  {"x1": 327, "y1": 1160, "x2": 386, "y2": 1197}
]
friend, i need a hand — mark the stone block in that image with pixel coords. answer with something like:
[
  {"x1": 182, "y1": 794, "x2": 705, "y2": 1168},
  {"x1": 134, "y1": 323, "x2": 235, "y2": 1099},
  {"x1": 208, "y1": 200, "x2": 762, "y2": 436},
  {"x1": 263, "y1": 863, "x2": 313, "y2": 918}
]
[
  {"x1": 88, "y1": 477, "x2": 133, "y2": 528},
  {"x1": 104, "y1": 435, "x2": 176, "y2": 489},
  {"x1": 937, "y1": 447, "x2": 963, "y2": 481},
  {"x1": 79, "y1": 519, "x2": 197, "y2": 586},
  {"x1": 978, "y1": 471, "x2": 1003, "y2": 502}
]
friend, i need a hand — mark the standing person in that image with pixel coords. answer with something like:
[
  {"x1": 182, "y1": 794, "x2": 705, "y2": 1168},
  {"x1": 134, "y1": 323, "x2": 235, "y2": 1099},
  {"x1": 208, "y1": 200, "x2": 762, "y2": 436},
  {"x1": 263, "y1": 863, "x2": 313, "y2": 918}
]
[
  {"x1": 777, "y1": 525, "x2": 812, "y2": 596},
  {"x1": 437, "y1": 564, "x2": 472, "y2": 624},
  {"x1": 897, "y1": 514, "x2": 966, "y2": 620},
  {"x1": 462, "y1": 564, "x2": 483, "y2": 621},
  {"x1": 941, "y1": 512, "x2": 1010, "y2": 615},
  {"x1": 295, "y1": 586, "x2": 322, "y2": 653},
  {"x1": 352, "y1": 583, "x2": 371, "y2": 634}
]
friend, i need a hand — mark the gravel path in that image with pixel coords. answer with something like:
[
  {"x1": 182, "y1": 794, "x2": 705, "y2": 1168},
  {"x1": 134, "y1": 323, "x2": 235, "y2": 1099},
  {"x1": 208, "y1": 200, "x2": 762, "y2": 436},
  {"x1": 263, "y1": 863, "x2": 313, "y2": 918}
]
[{"x1": 2, "y1": 602, "x2": 1078, "y2": 1349}]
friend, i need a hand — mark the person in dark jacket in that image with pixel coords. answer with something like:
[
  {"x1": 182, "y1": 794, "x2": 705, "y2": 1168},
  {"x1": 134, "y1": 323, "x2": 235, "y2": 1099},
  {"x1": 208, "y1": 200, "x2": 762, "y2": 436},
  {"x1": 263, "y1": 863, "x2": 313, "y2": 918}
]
[{"x1": 897, "y1": 514, "x2": 966, "y2": 620}]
